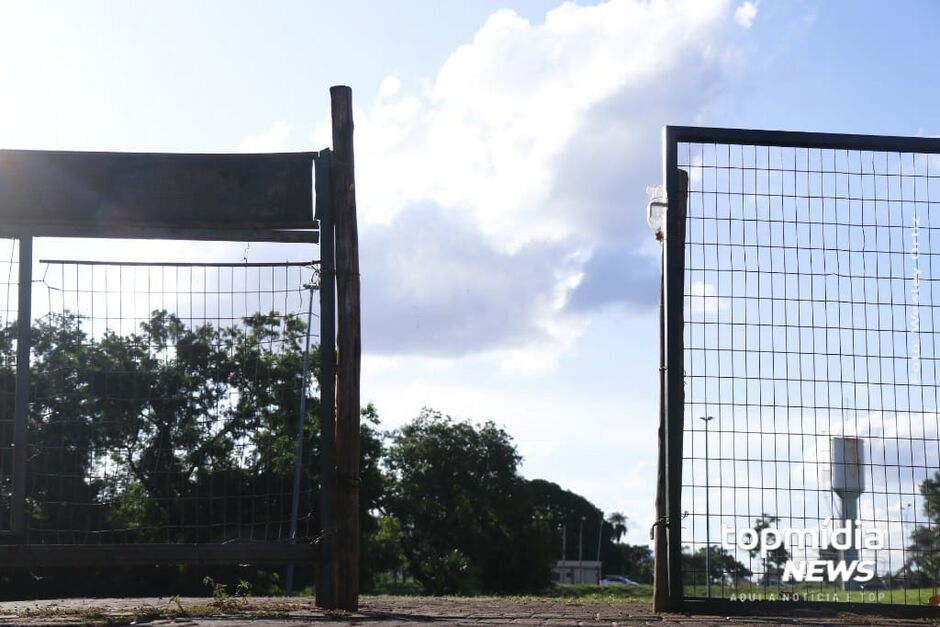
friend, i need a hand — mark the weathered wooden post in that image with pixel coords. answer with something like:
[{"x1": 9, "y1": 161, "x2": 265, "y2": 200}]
[
  {"x1": 330, "y1": 85, "x2": 361, "y2": 612},
  {"x1": 653, "y1": 151, "x2": 687, "y2": 612}
]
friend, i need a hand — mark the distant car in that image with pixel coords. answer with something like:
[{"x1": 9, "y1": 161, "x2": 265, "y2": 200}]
[{"x1": 599, "y1": 575, "x2": 639, "y2": 586}]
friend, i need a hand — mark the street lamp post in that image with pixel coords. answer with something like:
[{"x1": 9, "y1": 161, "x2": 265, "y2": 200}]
[{"x1": 700, "y1": 415, "x2": 715, "y2": 598}]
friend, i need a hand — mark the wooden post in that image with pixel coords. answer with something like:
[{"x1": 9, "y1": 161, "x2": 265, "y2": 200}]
[
  {"x1": 315, "y1": 150, "x2": 337, "y2": 608},
  {"x1": 330, "y1": 85, "x2": 361, "y2": 612},
  {"x1": 11, "y1": 233, "x2": 31, "y2": 536}
]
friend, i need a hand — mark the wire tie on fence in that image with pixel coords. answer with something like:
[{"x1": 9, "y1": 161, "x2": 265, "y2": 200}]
[{"x1": 649, "y1": 516, "x2": 668, "y2": 540}]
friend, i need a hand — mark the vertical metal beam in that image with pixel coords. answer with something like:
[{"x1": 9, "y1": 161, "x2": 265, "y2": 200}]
[
  {"x1": 315, "y1": 150, "x2": 337, "y2": 608},
  {"x1": 662, "y1": 127, "x2": 688, "y2": 607},
  {"x1": 653, "y1": 230, "x2": 669, "y2": 612},
  {"x1": 330, "y1": 85, "x2": 361, "y2": 613},
  {"x1": 11, "y1": 234, "x2": 31, "y2": 536},
  {"x1": 285, "y1": 277, "x2": 316, "y2": 594}
]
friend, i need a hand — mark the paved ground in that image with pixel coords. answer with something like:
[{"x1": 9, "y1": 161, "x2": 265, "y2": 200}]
[{"x1": 0, "y1": 596, "x2": 935, "y2": 626}]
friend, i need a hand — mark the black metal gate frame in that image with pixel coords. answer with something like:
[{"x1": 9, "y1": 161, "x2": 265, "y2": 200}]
[{"x1": 661, "y1": 126, "x2": 940, "y2": 617}]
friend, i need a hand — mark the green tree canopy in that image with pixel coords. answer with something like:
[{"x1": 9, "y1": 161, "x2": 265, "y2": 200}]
[{"x1": 385, "y1": 409, "x2": 556, "y2": 595}]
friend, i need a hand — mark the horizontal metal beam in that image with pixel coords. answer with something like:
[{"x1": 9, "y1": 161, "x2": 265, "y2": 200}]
[
  {"x1": 0, "y1": 149, "x2": 317, "y2": 228},
  {"x1": 39, "y1": 259, "x2": 318, "y2": 268},
  {"x1": 0, "y1": 222, "x2": 319, "y2": 243},
  {"x1": 668, "y1": 125, "x2": 940, "y2": 155},
  {"x1": 0, "y1": 542, "x2": 318, "y2": 567}
]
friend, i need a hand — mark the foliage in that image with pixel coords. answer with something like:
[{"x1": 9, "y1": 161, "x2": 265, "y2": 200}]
[
  {"x1": 0, "y1": 310, "x2": 384, "y2": 598},
  {"x1": 749, "y1": 513, "x2": 789, "y2": 583},
  {"x1": 385, "y1": 409, "x2": 556, "y2": 595},
  {"x1": 528, "y1": 480, "x2": 649, "y2": 582},
  {"x1": 904, "y1": 472, "x2": 940, "y2": 584},
  {"x1": 606, "y1": 512, "x2": 628, "y2": 543},
  {"x1": 203, "y1": 576, "x2": 251, "y2": 612},
  {"x1": 361, "y1": 515, "x2": 407, "y2": 589},
  {"x1": 528, "y1": 479, "x2": 604, "y2": 562},
  {"x1": 608, "y1": 543, "x2": 654, "y2": 584},
  {"x1": 682, "y1": 545, "x2": 751, "y2": 585},
  {"x1": 0, "y1": 312, "x2": 631, "y2": 599}
]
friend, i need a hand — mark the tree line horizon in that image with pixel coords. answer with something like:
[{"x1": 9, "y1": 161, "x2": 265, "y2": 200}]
[{"x1": 0, "y1": 310, "x2": 646, "y2": 598}]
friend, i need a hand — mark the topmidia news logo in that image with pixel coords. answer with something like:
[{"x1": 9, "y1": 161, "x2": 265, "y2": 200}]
[{"x1": 722, "y1": 518, "x2": 884, "y2": 583}]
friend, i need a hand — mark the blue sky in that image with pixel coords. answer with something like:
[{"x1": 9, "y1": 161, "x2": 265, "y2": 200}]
[{"x1": 3, "y1": 0, "x2": 940, "y2": 547}]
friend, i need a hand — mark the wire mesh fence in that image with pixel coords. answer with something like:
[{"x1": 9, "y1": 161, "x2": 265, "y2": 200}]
[
  {"x1": 0, "y1": 240, "x2": 18, "y2": 534},
  {"x1": 0, "y1": 239, "x2": 320, "y2": 548},
  {"x1": 669, "y1": 130, "x2": 940, "y2": 608}
]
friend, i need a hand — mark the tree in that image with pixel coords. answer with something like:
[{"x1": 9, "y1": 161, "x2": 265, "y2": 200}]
[
  {"x1": 611, "y1": 543, "x2": 654, "y2": 583},
  {"x1": 385, "y1": 409, "x2": 556, "y2": 594},
  {"x1": 903, "y1": 472, "x2": 940, "y2": 585},
  {"x1": 529, "y1": 480, "x2": 650, "y2": 581},
  {"x1": 749, "y1": 513, "x2": 790, "y2": 584},
  {"x1": 684, "y1": 546, "x2": 751, "y2": 585},
  {"x1": 606, "y1": 512, "x2": 628, "y2": 544},
  {"x1": 0, "y1": 310, "x2": 393, "y2": 598},
  {"x1": 528, "y1": 479, "x2": 604, "y2": 562}
]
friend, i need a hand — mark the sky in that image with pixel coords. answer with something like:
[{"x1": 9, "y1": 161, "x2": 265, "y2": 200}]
[{"x1": 3, "y1": 0, "x2": 940, "y2": 549}]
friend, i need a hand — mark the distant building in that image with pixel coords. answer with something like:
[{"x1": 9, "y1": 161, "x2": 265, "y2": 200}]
[{"x1": 551, "y1": 560, "x2": 602, "y2": 584}]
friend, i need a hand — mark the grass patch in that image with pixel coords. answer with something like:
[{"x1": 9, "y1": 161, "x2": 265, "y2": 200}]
[{"x1": 364, "y1": 582, "x2": 654, "y2": 603}]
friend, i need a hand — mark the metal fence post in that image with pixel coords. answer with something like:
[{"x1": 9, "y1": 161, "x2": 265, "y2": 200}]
[
  {"x1": 663, "y1": 127, "x2": 688, "y2": 607},
  {"x1": 315, "y1": 150, "x2": 337, "y2": 608},
  {"x1": 11, "y1": 233, "x2": 31, "y2": 536},
  {"x1": 285, "y1": 277, "x2": 316, "y2": 594}
]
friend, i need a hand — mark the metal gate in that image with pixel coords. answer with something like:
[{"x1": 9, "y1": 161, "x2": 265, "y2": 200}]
[
  {"x1": 660, "y1": 127, "x2": 940, "y2": 615},
  {"x1": 0, "y1": 86, "x2": 361, "y2": 610}
]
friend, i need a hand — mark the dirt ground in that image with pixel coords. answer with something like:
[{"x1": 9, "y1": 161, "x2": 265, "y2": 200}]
[{"x1": 0, "y1": 596, "x2": 936, "y2": 626}]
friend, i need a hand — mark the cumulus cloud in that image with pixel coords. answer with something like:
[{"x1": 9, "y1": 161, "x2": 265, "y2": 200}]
[
  {"x1": 361, "y1": 203, "x2": 582, "y2": 363},
  {"x1": 312, "y1": 0, "x2": 746, "y2": 366},
  {"x1": 567, "y1": 244, "x2": 659, "y2": 311},
  {"x1": 686, "y1": 280, "x2": 727, "y2": 314},
  {"x1": 734, "y1": 1, "x2": 758, "y2": 29}
]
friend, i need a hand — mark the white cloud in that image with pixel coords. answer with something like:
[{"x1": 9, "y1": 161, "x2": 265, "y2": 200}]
[
  {"x1": 350, "y1": 0, "x2": 734, "y2": 243},
  {"x1": 314, "y1": 0, "x2": 744, "y2": 368},
  {"x1": 734, "y1": 1, "x2": 758, "y2": 29},
  {"x1": 686, "y1": 280, "x2": 727, "y2": 314},
  {"x1": 238, "y1": 119, "x2": 292, "y2": 152}
]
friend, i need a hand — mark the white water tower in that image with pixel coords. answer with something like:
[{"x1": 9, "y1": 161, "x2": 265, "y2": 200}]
[{"x1": 830, "y1": 436, "x2": 865, "y2": 589}]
